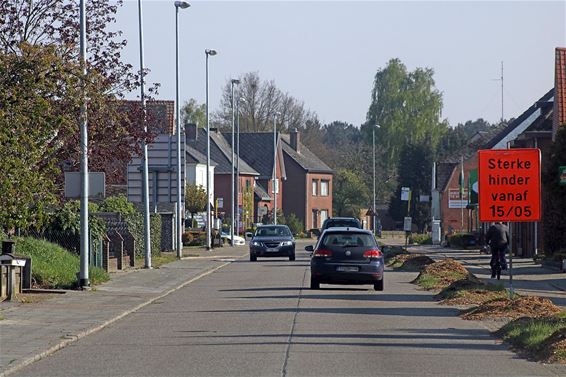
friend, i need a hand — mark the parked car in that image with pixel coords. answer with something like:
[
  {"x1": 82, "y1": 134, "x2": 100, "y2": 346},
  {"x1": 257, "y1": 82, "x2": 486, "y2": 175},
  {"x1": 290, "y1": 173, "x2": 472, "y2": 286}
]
[
  {"x1": 249, "y1": 225, "x2": 295, "y2": 261},
  {"x1": 307, "y1": 227, "x2": 384, "y2": 291},
  {"x1": 220, "y1": 232, "x2": 246, "y2": 246},
  {"x1": 320, "y1": 217, "x2": 362, "y2": 235}
]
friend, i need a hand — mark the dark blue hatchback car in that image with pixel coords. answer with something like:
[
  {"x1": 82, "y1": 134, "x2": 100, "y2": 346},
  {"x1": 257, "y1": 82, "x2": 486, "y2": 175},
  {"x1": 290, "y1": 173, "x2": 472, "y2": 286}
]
[
  {"x1": 307, "y1": 228, "x2": 384, "y2": 291},
  {"x1": 249, "y1": 225, "x2": 295, "y2": 261}
]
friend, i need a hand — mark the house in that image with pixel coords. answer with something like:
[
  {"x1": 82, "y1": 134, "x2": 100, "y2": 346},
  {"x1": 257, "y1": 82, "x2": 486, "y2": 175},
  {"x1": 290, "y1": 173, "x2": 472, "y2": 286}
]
[
  {"x1": 185, "y1": 125, "x2": 259, "y2": 230},
  {"x1": 280, "y1": 129, "x2": 333, "y2": 230},
  {"x1": 234, "y1": 132, "x2": 287, "y2": 224}
]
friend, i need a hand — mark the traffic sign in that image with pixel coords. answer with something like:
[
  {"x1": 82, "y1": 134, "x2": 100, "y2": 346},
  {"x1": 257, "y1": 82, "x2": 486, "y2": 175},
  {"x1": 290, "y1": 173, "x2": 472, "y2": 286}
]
[{"x1": 478, "y1": 148, "x2": 541, "y2": 222}]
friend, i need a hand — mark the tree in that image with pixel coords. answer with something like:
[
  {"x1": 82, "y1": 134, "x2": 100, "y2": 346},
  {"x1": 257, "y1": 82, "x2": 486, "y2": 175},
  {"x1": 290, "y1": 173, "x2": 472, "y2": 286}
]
[
  {"x1": 388, "y1": 143, "x2": 434, "y2": 232},
  {"x1": 0, "y1": 0, "x2": 160, "y2": 185},
  {"x1": 333, "y1": 169, "x2": 370, "y2": 218},
  {"x1": 285, "y1": 213, "x2": 304, "y2": 235},
  {"x1": 185, "y1": 184, "x2": 207, "y2": 228},
  {"x1": 365, "y1": 59, "x2": 448, "y2": 165},
  {"x1": 181, "y1": 98, "x2": 206, "y2": 128},
  {"x1": 213, "y1": 72, "x2": 317, "y2": 132}
]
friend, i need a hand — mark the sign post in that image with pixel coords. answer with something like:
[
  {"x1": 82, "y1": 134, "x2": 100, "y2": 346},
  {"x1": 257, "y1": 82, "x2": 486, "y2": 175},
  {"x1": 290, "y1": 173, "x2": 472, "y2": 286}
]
[{"x1": 478, "y1": 148, "x2": 541, "y2": 298}]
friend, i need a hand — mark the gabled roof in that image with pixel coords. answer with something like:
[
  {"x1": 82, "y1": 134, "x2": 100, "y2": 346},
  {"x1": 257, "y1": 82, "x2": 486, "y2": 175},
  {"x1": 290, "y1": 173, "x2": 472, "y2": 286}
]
[
  {"x1": 280, "y1": 134, "x2": 333, "y2": 174},
  {"x1": 254, "y1": 183, "x2": 272, "y2": 201},
  {"x1": 186, "y1": 129, "x2": 258, "y2": 175},
  {"x1": 186, "y1": 145, "x2": 217, "y2": 166},
  {"x1": 118, "y1": 100, "x2": 175, "y2": 134},
  {"x1": 231, "y1": 132, "x2": 287, "y2": 180},
  {"x1": 485, "y1": 88, "x2": 554, "y2": 149}
]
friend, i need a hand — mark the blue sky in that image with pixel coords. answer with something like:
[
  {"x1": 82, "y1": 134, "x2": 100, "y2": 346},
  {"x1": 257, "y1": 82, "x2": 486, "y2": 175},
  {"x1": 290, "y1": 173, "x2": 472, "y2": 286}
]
[{"x1": 115, "y1": 1, "x2": 565, "y2": 127}]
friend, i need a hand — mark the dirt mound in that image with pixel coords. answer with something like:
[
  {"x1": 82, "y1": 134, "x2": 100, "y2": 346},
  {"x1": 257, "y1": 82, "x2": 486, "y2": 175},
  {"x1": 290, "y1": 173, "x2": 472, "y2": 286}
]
[
  {"x1": 437, "y1": 278, "x2": 507, "y2": 306},
  {"x1": 399, "y1": 255, "x2": 435, "y2": 271},
  {"x1": 463, "y1": 296, "x2": 563, "y2": 320},
  {"x1": 413, "y1": 259, "x2": 470, "y2": 289},
  {"x1": 538, "y1": 327, "x2": 566, "y2": 364}
]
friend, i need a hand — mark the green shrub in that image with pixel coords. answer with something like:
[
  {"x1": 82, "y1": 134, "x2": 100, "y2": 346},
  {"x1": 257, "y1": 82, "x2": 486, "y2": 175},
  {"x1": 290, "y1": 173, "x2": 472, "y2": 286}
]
[
  {"x1": 99, "y1": 195, "x2": 137, "y2": 216},
  {"x1": 286, "y1": 213, "x2": 304, "y2": 235},
  {"x1": 447, "y1": 233, "x2": 479, "y2": 249},
  {"x1": 15, "y1": 237, "x2": 109, "y2": 289},
  {"x1": 409, "y1": 233, "x2": 432, "y2": 245},
  {"x1": 124, "y1": 212, "x2": 162, "y2": 257}
]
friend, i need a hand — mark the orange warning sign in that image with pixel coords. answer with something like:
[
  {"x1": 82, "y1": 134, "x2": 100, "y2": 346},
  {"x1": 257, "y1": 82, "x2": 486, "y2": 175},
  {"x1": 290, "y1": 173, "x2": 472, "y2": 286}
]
[{"x1": 478, "y1": 148, "x2": 541, "y2": 222}]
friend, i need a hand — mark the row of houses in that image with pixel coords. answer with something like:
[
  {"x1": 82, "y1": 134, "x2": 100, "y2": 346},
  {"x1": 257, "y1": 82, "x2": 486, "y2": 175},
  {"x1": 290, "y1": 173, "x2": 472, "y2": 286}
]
[
  {"x1": 432, "y1": 47, "x2": 566, "y2": 257},
  {"x1": 122, "y1": 110, "x2": 334, "y2": 233}
]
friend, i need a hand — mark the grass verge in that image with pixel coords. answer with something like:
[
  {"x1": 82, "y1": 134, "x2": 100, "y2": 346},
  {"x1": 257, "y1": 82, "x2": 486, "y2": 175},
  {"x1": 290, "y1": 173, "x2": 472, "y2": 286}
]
[
  {"x1": 135, "y1": 251, "x2": 178, "y2": 268},
  {"x1": 496, "y1": 315, "x2": 566, "y2": 363},
  {"x1": 436, "y1": 279, "x2": 507, "y2": 305},
  {"x1": 14, "y1": 237, "x2": 109, "y2": 289},
  {"x1": 412, "y1": 259, "x2": 469, "y2": 290}
]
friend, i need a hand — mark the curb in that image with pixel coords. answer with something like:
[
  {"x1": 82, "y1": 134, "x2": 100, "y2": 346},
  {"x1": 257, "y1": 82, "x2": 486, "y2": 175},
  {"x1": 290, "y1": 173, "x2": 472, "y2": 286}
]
[{"x1": 0, "y1": 260, "x2": 234, "y2": 377}]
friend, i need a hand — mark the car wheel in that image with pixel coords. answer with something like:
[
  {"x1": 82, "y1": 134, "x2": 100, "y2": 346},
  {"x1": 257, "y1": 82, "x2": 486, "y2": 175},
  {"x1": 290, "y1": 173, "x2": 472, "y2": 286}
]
[
  {"x1": 250, "y1": 254, "x2": 257, "y2": 262},
  {"x1": 289, "y1": 254, "x2": 295, "y2": 261},
  {"x1": 374, "y1": 279, "x2": 384, "y2": 291},
  {"x1": 310, "y1": 277, "x2": 320, "y2": 289}
]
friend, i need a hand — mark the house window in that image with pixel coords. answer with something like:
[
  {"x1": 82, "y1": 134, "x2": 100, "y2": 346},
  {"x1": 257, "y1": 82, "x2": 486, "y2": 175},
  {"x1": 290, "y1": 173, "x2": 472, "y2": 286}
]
[
  {"x1": 320, "y1": 180, "x2": 329, "y2": 196},
  {"x1": 320, "y1": 209, "x2": 328, "y2": 225},
  {"x1": 312, "y1": 179, "x2": 318, "y2": 196}
]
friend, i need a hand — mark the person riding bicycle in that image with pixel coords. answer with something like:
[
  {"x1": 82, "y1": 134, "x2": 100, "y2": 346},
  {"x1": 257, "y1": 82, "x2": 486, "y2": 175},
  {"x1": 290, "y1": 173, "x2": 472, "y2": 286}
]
[{"x1": 485, "y1": 221, "x2": 509, "y2": 278}]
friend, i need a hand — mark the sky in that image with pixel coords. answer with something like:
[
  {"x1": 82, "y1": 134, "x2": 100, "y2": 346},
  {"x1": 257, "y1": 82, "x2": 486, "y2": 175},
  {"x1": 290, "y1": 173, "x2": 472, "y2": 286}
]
[{"x1": 114, "y1": 0, "x2": 566, "y2": 127}]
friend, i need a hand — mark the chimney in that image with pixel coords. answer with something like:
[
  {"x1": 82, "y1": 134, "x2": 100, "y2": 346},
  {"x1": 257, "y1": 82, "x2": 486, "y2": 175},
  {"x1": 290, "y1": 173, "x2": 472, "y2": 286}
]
[
  {"x1": 185, "y1": 123, "x2": 198, "y2": 141},
  {"x1": 290, "y1": 128, "x2": 300, "y2": 153}
]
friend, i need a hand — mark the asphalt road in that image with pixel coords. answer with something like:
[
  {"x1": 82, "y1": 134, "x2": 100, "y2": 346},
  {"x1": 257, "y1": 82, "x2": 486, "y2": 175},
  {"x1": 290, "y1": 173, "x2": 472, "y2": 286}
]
[{"x1": 13, "y1": 240, "x2": 565, "y2": 377}]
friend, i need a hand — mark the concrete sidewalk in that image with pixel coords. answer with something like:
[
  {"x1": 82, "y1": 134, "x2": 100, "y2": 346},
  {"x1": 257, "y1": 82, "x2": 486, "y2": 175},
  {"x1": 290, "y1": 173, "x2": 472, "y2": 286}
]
[
  {"x1": 402, "y1": 243, "x2": 566, "y2": 309},
  {"x1": 0, "y1": 246, "x2": 248, "y2": 377}
]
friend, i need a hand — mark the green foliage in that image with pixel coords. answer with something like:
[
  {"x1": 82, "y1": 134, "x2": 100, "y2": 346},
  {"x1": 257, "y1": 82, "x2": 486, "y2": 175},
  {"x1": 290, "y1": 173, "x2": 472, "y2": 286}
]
[
  {"x1": 15, "y1": 237, "x2": 109, "y2": 289},
  {"x1": 542, "y1": 126, "x2": 566, "y2": 254},
  {"x1": 181, "y1": 98, "x2": 206, "y2": 128},
  {"x1": 389, "y1": 143, "x2": 433, "y2": 231},
  {"x1": 124, "y1": 212, "x2": 162, "y2": 257},
  {"x1": 99, "y1": 195, "x2": 137, "y2": 217},
  {"x1": 49, "y1": 200, "x2": 106, "y2": 240},
  {"x1": 185, "y1": 184, "x2": 207, "y2": 216},
  {"x1": 366, "y1": 58, "x2": 448, "y2": 165},
  {"x1": 409, "y1": 233, "x2": 432, "y2": 245},
  {"x1": 498, "y1": 317, "x2": 566, "y2": 353},
  {"x1": 447, "y1": 233, "x2": 479, "y2": 249},
  {"x1": 333, "y1": 168, "x2": 370, "y2": 217},
  {"x1": 285, "y1": 213, "x2": 304, "y2": 235}
]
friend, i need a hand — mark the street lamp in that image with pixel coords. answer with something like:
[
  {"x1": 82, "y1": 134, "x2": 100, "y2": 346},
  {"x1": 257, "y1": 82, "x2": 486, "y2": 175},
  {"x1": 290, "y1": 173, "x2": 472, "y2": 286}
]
[
  {"x1": 174, "y1": 0, "x2": 190, "y2": 259},
  {"x1": 138, "y1": 0, "x2": 152, "y2": 268},
  {"x1": 236, "y1": 97, "x2": 246, "y2": 235},
  {"x1": 273, "y1": 111, "x2": 281, "y2": 224},
  {"x1": 372, "y1": 124, "x2": 380, "y2": 236},
  {"x1": 205, "y1": 48, "x2": 217, "y2": 250},
  {"x1": 230, "y1": 79, "x2": 240, "y2": 246}
]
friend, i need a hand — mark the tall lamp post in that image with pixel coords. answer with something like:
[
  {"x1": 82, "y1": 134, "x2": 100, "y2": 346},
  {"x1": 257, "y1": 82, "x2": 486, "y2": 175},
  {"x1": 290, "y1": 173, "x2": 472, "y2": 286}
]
[
  {"x1": 272, "y1": 112, "x2": 281, "y2": 224},
  {"x1": 372, "y1": 124, "x2": 380, "y2": 235},
  {"x1": 230, "y1": 79, "x2": 240, "y2": 246},
  {"x1": 236, "y1": 97, "x2": 246, "y2": 235},
  {"x1": 205, "y1": 48, "x2": 217, "y2": 250},
  {"x1": 78, "y1": 0, "x2": 89, "y2": 288},
  {"x1": 174, "y1": 1, "x2": 190, "y2": 258},
  {"x1": 138, "y1": 0, "x2": 152, "y2": 268}
]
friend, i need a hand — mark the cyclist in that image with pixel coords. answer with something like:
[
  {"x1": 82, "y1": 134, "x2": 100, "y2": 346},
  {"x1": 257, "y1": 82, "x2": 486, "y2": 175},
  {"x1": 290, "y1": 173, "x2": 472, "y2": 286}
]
[{"x1": 485, "y1": 221, "x2": 509, "y2": 278}]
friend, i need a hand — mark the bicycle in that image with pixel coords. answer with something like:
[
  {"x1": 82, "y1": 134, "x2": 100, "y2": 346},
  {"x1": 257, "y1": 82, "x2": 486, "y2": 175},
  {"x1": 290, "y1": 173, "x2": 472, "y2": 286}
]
[{"x1": 489, "y1": 246, "x2": 507, "y2": 280}]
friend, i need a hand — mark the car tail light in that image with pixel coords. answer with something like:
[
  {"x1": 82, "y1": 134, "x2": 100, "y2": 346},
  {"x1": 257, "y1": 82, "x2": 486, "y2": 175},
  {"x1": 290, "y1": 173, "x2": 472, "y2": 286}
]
[
  {"x1": 313, "y1": 249, "x2": 332, "y2": 257},
  {"x1": 363, "y1": 249, "x2": 383, "y2": 258}
]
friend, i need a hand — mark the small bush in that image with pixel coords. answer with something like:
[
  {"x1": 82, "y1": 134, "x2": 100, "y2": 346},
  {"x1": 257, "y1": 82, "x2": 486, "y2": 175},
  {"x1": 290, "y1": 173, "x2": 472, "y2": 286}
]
[
  {"x1": 409, "y1": 233, "x2": 432, "y2": 245},
  {"x1": 15, "y1": 237, "x2": 109, "y2": 289},
  {"x1": 447, "y1": 233, "x2": 479, "y2": 249},
  {"x1": 286, "y1": 213, "x2": 304, "y2": 235},
  {"x1": 99, "y1": 195, "x2": 137, "y2": 216}
]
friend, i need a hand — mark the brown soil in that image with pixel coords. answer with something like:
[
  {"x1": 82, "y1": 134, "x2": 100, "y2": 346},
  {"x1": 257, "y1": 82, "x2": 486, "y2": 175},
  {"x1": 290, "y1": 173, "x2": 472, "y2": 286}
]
[
  {"x1": 463, "y1": 296, "x2": 563, "y2": 320},
  {"x1": 538, "y1": 328, "x2": 566, "y2": 364},
  {"x1": 414, "y1": 259, "x2": 470, "y2": 289},
  {"x1": 399, "y1": 255, "x2": 435, "y2": 271},
  {"x1": 436, "y1": 278, "x2": 507, "y2": 306}
]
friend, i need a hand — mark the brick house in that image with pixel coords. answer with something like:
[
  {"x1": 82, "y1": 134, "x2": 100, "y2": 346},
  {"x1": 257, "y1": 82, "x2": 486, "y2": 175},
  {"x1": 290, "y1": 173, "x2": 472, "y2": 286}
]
[
  {"x1": 185, "y1": 125, "x2": 259, "y2": 229},
  {"x1": 281, "y1": 129, "x2": 333, "y2": 231}
]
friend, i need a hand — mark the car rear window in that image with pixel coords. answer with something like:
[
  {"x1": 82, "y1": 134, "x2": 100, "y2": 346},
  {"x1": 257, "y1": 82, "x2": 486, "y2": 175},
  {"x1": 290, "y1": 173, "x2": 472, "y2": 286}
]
[
  {"x1": 255, "y1": 226, "x2": 291, "y2": 237},
  {"x1": 321, "y1": 233, "x2": 376, "y2": 248},
  {"x1": 324, "y1": 220, "x2": 360, "y2": 229}
]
